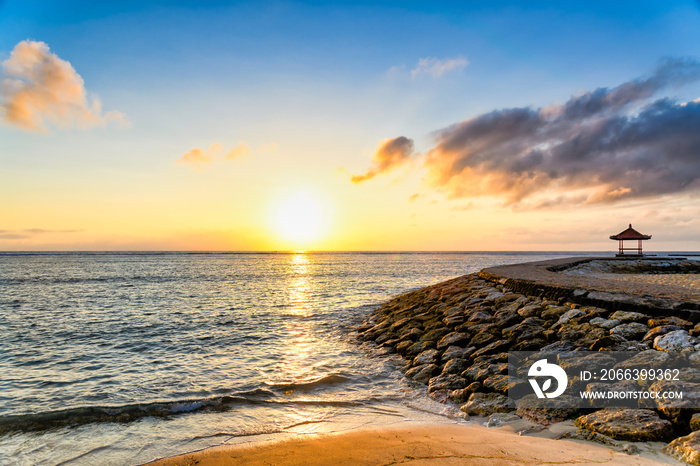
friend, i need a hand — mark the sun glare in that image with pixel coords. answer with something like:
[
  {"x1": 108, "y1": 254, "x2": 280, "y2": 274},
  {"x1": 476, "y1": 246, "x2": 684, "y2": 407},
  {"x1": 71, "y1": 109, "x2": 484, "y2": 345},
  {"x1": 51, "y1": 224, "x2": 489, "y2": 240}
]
[{"x1": 272, "y1": 191, "x2": 326, "y2": 247}]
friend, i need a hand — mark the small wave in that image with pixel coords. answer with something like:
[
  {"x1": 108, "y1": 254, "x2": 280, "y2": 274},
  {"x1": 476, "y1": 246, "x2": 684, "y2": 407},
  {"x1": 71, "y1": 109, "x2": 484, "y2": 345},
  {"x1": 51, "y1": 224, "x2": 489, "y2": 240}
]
[
  {"x1": 0, "y1": 390, "x2": 276, "y2": 434},
  {"x1": 264, "y1": 373, "x2": 351, "y2": 392}
]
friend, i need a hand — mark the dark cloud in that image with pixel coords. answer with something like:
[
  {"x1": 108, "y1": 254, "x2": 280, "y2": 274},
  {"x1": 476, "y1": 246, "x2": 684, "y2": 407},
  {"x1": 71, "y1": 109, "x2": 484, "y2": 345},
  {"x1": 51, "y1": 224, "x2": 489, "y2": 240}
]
[
  {"x1": 351, "y1": 136, "x2": 415, "y2": 183},
  {"x1": 423, "y1": 58, "x2": 700, "y2": 206}
]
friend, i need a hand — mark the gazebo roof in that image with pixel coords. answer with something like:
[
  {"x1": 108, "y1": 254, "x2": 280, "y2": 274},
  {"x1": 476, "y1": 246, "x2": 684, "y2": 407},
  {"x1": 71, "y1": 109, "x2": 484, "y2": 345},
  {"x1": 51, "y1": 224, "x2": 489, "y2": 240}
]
[{"x1": 610, "y1": 224, "x2": 651, "y2": 241}]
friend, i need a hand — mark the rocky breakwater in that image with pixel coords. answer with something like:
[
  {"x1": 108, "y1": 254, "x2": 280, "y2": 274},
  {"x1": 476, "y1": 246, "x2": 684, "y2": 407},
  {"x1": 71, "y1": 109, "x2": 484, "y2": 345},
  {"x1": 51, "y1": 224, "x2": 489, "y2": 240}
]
[{"x1": 356, "y1": 260, "x2": 700, "y2": 464}]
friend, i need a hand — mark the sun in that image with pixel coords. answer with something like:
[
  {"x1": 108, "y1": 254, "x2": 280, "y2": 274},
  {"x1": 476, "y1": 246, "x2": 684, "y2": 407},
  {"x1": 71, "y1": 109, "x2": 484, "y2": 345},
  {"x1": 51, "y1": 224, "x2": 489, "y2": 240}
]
[{"x1": 272, "y1": 191, "x2": 326, "y2": 246}]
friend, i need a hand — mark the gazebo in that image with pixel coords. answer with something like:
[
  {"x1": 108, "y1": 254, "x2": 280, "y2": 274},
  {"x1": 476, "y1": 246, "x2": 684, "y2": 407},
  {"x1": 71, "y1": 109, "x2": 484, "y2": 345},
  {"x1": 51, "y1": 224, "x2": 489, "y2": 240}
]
[{"x1": 610, "y1": 224, "x2": 651, "y2": 256}]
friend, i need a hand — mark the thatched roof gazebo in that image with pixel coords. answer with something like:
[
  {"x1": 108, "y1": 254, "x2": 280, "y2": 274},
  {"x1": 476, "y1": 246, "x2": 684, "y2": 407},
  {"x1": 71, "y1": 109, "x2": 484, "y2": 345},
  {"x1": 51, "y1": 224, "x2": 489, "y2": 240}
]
[{"x1": 610, "y1": 224, "x2": 651, "y2": 257}]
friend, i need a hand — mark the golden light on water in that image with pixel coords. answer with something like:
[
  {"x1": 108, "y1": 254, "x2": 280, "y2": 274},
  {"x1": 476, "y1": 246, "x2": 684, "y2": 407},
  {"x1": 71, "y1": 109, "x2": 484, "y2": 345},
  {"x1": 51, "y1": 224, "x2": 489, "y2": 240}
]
[{"x1": 287, "y1": 254, "x2": 312, "y2": 317}]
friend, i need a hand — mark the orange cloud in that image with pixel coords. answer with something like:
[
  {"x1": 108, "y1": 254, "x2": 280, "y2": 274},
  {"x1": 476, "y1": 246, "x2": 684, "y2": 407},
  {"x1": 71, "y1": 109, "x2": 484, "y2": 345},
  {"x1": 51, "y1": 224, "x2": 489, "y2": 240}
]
[
  {"x1": 351, "y1": 136, "x2": 414, "y2": 183},
  {"x1": 178, "y1": 143, "x2": 222, "y2": 167},
  {"x1": 225, "y1": 142, "x2": 251, "y2": 160},
  {"x1": 0, "y1": 40, "x2": 125, "y2": 132}
]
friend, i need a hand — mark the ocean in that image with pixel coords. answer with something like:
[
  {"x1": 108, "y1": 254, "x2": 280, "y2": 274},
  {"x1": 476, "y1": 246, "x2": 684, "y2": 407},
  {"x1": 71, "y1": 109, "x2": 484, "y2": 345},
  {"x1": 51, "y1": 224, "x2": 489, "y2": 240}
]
[{"x1": 0, "y1": 251, "x2": 594, "y2": 465}]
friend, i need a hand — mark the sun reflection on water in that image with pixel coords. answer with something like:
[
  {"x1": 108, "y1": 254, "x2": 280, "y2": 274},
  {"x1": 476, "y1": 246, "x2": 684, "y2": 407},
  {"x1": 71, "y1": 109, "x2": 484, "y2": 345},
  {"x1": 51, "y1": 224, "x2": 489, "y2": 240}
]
[
  {"x1": 286, "y1": 254, "x2": 312, "y2": 318},
  {"x1": 275, "y1": 253, "x2": 318, "y2": 393}
]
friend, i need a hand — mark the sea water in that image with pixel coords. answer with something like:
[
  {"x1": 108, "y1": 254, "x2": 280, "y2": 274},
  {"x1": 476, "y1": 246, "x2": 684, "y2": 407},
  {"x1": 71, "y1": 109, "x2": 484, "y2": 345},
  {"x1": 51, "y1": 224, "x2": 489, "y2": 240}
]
[{"x1": 0, "y1": 251, "x2": 592, "y2": 465}]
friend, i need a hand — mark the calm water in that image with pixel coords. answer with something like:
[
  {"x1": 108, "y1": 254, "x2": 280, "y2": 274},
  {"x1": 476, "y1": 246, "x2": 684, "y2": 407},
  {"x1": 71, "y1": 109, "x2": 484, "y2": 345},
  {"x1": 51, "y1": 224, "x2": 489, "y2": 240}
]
[{"x1": 0, "y1": 251, "x2": 592, "y2": 465}]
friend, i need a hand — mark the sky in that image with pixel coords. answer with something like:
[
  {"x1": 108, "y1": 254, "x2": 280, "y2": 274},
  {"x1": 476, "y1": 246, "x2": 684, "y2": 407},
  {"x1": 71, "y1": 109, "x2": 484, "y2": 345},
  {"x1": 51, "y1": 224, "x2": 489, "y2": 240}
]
[{"x1": 1, "y1": 0, "x2": 700, "y2": 252}]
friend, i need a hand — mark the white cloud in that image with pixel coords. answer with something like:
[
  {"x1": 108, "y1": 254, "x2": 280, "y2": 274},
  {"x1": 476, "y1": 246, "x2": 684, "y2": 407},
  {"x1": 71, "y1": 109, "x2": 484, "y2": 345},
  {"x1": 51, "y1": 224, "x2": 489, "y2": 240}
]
[
  {"x1": 0, "y1": 40, "x2": 126, "y2": 132},
  {"x1": 410, "y1": 56, "x2": 469, "y2": 79}
]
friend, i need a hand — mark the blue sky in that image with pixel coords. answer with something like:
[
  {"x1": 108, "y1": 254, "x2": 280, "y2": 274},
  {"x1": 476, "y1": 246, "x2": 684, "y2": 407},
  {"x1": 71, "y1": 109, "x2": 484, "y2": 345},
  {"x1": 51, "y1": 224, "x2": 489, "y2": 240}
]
[{"x1": 1, "y1": 1, "x2": 700, "y2": 250}]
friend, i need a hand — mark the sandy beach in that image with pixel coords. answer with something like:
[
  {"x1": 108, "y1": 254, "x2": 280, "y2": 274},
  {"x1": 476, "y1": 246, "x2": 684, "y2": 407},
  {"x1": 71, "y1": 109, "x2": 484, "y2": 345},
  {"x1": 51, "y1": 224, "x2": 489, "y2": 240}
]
[{"x1": 146, "y1": 422, "x2": 675, "y2": 465}]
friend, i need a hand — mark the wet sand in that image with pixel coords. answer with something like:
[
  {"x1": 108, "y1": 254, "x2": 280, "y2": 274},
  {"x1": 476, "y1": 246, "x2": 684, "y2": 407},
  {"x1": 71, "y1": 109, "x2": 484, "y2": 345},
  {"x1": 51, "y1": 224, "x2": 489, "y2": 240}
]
[{"x1": 145, "y1": 422, "x2": 677, "y2": 465}]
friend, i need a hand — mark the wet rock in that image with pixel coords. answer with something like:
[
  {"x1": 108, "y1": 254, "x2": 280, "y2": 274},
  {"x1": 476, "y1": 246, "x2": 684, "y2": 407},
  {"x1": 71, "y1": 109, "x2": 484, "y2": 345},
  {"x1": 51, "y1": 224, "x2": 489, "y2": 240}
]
[
  {"x1": 654, "y1": 330, "x2": 699, "y2": 352},
  {"x1": 553, "y1": 309, "x2": 586, "y2": 328},
  {"x1": 643, "y1": 325, "x2": 682, "y2": 342},
  {"x1": 494, "y1": 293, "x2": 523, "y2": 305},
  {"x1": 466, "y1": 310, "x2": 493, "y2": 322},
  {"x1": 428, "y1": 389, "x2": 451, "y2": 404},
  {"x1": 390, "y1": 316, "x2": 416, "y2": 331},
  {"x1": 441, "y1": 345, "x2": 475, "y2": 362},
  {"x1": 515, "y1": 395, "x2": 581, "y2": 425},
  {"x1": 428, "y1": 374, "x2": 468, "y2": 393},
  {"x1": 460, "y1": 392, "x2": 512, "y2": 417},
  {"x1": 441, "y1": 358, "x2": 471, "y2": 375},
  {"x1": 557, "y1": 323, "x2": 607, "y2": 349},
  {"x1": 575, "y1": 408, "x2": 672, "y2": 442},
  {"x1": 405, "y1": 364, "x2": 439, "y2": 384},
  {"x1": 521, "y1": 316, "x2": 545, "y2": 326},
  {"x1": 649, "y1": 316, "x2": 693, "y2": 329},
  {"x1": 436, "y1": 332, "x2": 470, "y2": 350},
  {"x1": 473, "y1": 352, "x2": 508, "y2": 365},
  {"x1": 443, "y1": 315, "x2": 465, "y2": 328},
  {"x1": 692, "y1": 413, "x2": 700, "y2": 432},
  {"x1": 448, "y1": 387, "x2": 472, "y2": 404},
  {"x1": 539, "y1": 341, "x2": 576, "y2": 353},
  {"x1": 380, "y1": 338, "x2": 400, "y2": 351},
  {"x1": 486, "y1": 412, "x2": 521, "y2": 427},
  {"x1": 540, "y1": 305, "x2": 571, "y2": 320},
  {"x1": 511, "y1": 339, "x2": 547, "y2": 351},
  {"x1": 589, "y1": 317, "x2": 621, "y2": 329},
  {"x1": 413, "y1": 349, "x2": 440, "y2": 366},
  {"x1": 469, "y1": 331, "x2": 497, "y2": 347},
  {"x1": 483, "y1": 375, "x2": 529, "y2": 397},
  {"x1": 610, "y1": 311, "x2": 648, "y2": 323},
  {"x1": 419, "y1": 327, "x2": 450, "y2": 344},
  {"x1": 400, "y1": 327, "x2": 423, "y2": 341},
  {"x1": 492, "y1": 310, "x2": 521, "y2": 328},
  {"x1": 374, "y1": 332, "x2": 396, "y2": 345},
  {"x1": 465, "y1": 381, "x2": 481, "y2": 392},
  {"x1": 471, "y1": 339, "x2": 510, "y2": 359},
  {"x1": 664, "y1": 431, "x2": 700, "y2": 465},
  {"x1": 614, "y1": 340, "x2": 650, "y2": 351},
  {"x1": 503, "y1": 322, "x2": 545, "y2": 341},
  {"x1": 462, "y1": 361, "x2": 508, "y2": 383},
  {"x1": 396, "y1": 339, "x2": 415, "y2": 355},
  {"x1": 610, "y1": 322, "x2": 648, "y2": 340},
  {"x1": 589, "y1": 335, "x2": 623, "y2": 351},
  {"x1": 405, "y1": 340, "x2": 435, "y2": 357},
  {"x1": 517, "y1": 303, "x2": 544, "y2": 318}
]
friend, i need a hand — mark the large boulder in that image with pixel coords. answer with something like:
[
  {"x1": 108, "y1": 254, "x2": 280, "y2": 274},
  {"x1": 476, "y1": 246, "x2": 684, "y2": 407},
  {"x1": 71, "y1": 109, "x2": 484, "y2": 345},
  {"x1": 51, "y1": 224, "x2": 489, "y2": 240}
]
[
  {"x1": 609, "y1": 322, "x2": 648, "y2": 340},
  {"x1": 515, "y1": 395, "x2": 581, "y2": 425},
  {"x1": 574, "y1": 408, "x2": 673, "y2": 442},
  {"x1": 405, "y1": 364, "x2": 439, "y2": 384},
  {"x1": 654, "y1": 330, "x2": 699, "y2": 352},
  {"x1": 437, "y1": 332, "x2": 470, "y2": 350},
  {"x1": 664, "y1": 431, "x2": 700, "y2": 465},
  {"x1": 413, "y1": 349, "x2": 440, "y2": 366},
  {"x1": 460, "y1": 392, "x2": 512, "y2": 417},
  {"x1": 428, "y1": 374, "x2": 468, "y2": 393},
  {"x1": 610, "y1": 311, "x2": 648, "y2": 323}
]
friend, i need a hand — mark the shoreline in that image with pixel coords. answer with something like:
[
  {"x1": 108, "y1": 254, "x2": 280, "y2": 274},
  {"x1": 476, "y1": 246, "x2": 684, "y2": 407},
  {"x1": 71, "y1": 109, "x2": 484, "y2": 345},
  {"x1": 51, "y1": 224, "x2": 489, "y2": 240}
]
[
  {"x1": 145, "y1": 256, "x2": 699, "y2": 465},
  {"x1": 144, "y1": 421, "x2": 675, "y2": 465}
]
